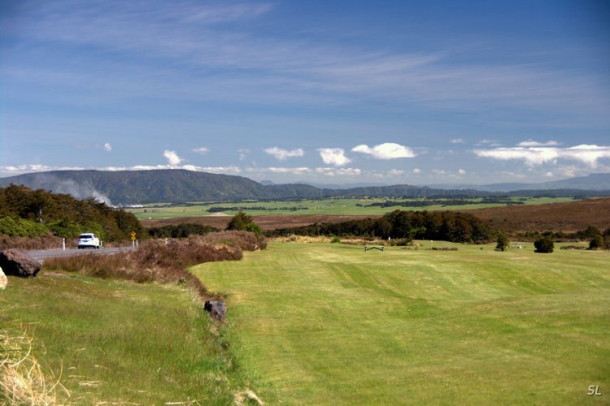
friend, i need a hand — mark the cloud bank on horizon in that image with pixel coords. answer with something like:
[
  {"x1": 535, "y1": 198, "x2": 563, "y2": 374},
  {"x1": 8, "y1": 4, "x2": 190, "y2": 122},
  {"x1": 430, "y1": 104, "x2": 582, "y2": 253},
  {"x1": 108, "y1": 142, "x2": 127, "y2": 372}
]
[{"x1": 1, "y1": 0, "x2": 609, "y2": 185}]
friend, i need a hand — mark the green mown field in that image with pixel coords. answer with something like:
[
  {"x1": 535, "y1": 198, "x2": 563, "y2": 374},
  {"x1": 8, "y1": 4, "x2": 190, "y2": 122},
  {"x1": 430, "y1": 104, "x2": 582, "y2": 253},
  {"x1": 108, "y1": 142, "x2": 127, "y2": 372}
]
[{"x1": 194, "y1": 241, "x2": 610, "y2": 405}]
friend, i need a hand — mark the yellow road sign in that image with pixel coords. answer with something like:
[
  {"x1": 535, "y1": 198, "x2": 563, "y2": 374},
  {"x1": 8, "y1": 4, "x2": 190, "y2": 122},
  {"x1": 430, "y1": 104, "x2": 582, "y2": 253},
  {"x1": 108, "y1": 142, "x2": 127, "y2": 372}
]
[{"x1": 131, "y1": 231, "x2": 136, "y2": 241}]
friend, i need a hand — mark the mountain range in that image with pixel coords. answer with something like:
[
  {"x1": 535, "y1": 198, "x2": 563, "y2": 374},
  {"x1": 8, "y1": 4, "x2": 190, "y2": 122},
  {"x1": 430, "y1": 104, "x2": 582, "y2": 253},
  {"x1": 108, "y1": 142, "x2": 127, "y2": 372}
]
[{"x1": 0, "y1": 170, "x2": 608, "y2": 205}]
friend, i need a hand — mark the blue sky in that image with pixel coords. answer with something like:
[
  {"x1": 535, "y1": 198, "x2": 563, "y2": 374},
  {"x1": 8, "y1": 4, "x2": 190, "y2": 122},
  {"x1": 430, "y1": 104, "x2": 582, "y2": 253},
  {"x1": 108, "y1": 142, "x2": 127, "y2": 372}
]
[{"x1": 1, "y1": 0, "x2": 609, "y2": 185}]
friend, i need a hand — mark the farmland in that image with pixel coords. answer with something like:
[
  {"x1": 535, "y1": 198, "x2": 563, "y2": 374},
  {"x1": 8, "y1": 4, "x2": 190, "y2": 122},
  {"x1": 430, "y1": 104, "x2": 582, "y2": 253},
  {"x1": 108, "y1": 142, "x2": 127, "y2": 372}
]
[
  {"x1": 139, "y1": 197, "x2": 610, "y2": 235},
  {"x1": 194, "y1": 240, "x2": 610, "y2": 405},
  {"x1": 129, "y1": 196, "x2": 577, "y2": 220}
]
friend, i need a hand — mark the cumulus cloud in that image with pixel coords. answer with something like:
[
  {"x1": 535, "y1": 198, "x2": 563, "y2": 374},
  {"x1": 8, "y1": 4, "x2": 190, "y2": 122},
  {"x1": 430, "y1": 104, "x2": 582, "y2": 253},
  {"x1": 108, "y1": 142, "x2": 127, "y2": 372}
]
[
  {"x1": 458, "y1": 168, "x2": 466, "y2": 175},
  {"x1": 318, "y1": 148, "x2": 351, "y2": 166},
  {"x1": 351, "y1": 143, "x2": 415, "y2": 159},
  {"x1": 474, "y1": 143, "x2": 610, "y2": 167},
  {"x1": 193, "y1": 147, "x2": 210, "y2": 154},
  {"x1": 264, "y1": 147, "x2": 305, "y2": 161},
  {"x1": 413, "y1": 168, "x2": 421, "y2": 174},
  {"x1": 451, "y1": 138, "x2": 464, "y2": 144},
  {"x1": 103, "y1": 142, "x2": 112, "y2": 152},
  {"x1": 163, "y1": 150, "x2": 183, "y2": 165}
]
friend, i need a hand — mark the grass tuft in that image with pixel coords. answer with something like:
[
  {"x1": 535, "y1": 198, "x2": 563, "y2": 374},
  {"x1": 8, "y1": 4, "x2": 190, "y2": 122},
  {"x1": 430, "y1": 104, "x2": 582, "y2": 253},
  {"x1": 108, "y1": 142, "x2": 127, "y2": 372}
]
[{"x1": 0, "y1": 329, "x2": 68, "y2": 405}]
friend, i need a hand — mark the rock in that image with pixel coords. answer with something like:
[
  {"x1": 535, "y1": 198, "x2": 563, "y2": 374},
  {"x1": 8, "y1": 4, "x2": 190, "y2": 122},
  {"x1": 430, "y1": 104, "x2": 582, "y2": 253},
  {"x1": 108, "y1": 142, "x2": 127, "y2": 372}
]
[
  {"x1": 204, "y1": 300, "x2": 227, "y2": 321},
  {"x1": 0, "y1": 249, "x2": 42, "y2": 278},
  {"x1": 0, "y1": 267, "x2": 6, "y2": 289}
]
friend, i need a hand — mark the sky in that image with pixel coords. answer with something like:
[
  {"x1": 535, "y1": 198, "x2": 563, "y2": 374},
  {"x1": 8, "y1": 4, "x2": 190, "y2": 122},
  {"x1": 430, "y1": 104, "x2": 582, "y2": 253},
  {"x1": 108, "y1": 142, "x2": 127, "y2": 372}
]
[{"x1": 1, "y1": 0, "x2": 609, "y2": 186}]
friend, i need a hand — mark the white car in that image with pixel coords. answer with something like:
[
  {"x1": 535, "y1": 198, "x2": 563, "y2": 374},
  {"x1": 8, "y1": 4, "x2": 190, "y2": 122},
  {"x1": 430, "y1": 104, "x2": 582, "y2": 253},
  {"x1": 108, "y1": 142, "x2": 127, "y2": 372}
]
[{"x1": 77, "y1": 233, "x2": 101, "y2": 249}]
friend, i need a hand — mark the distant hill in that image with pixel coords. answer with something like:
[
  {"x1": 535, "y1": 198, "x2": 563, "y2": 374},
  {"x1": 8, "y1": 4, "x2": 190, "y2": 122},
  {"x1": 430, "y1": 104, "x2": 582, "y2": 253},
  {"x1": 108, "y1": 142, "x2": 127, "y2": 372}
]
[
  {"x1": 0, "y1": 169, "x2": 609, "y2": 204},
  {"x1": 436, "y1": 173, "x2": 610, "y2": 192}
]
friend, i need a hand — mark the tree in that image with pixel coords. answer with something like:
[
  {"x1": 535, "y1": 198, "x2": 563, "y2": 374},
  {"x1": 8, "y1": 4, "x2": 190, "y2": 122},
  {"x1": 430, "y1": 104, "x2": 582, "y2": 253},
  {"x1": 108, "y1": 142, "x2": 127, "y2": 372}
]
[
  {"x1": 589, "y1": 234, "x2": 604, "y2": 250},
  {"x1": 495, "y1": 234, "x2": 510, "y2": 251},
  {"x1": 227, "y1": 211, "x2": 261, "y2": 235},
  {"x1": 534, "y1": 236, "x2": 554, "y2": 253}
]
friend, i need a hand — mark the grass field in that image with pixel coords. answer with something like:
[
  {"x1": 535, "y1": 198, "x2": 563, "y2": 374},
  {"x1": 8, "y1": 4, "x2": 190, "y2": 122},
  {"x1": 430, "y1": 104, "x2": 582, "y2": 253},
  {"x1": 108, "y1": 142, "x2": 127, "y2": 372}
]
[
  {"x1": 0, "y1": 274, "x2": 249, "y2": 404},
  {"x1": 129, "y1": 197, "x2": 577, "y2": 220},
  {"x1": 193, "y1": 240, "x2": 610, "y2": 405}
]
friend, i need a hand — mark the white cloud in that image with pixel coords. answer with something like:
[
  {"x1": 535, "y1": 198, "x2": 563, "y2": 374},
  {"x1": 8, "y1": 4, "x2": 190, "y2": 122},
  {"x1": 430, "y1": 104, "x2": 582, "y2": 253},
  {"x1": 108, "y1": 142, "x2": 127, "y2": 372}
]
[
  {"x1": 318, "y1": 148, "x2": 351, "y2": 166},
  {"x1": 263, "y1": 167, "x2": 311, "y2": 174},
  {"x1": 163, "y1": 150, "x2": 183, "y2": 165},
  {"x1": 315, "y1": 167, "x2": 361, "y2": 177},
  {"x1": 451, "y1": 138, "x2": 464, "y2": 144},
  {"x1": 238, "y1": 149, "x2": 250, "y2": 161},
  {"x1": 517, "y1": 140, "x2": 560, "y2": 147},
  {"x1": 474, "y1": 143, "x2": 610, "y2": 167},
  {"x1": 264, "y1": 147, "x2": 305, "y2": 161},
  {"x1": 387, "y1": 169, "x2": 405, "y2": 176},
  {"x1": 351, "y1": 143, "x2": 416, "y2": 159},
  {"x1": 458, "y1": 168, "x2": 466, "y2": 175},
  {"x1": 413, "y1": 168, "x2": 422, "y2": 174},
  {"x1": 193, "y1": 147, "x2": 210, "y2": 154},
  {"x1": 103, "y1": 142, "x2": 112, "y2": 152}
]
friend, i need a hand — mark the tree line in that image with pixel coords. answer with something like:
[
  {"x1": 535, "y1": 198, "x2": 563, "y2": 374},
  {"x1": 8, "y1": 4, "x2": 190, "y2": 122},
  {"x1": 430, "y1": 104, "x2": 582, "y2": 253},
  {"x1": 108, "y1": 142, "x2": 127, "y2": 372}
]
[
  {"x1": 0, "y1": 185, "x2": 144, "y2": 241},
  {"x1": 267, "y1": 210, "x2": 495, "y2": 243}
]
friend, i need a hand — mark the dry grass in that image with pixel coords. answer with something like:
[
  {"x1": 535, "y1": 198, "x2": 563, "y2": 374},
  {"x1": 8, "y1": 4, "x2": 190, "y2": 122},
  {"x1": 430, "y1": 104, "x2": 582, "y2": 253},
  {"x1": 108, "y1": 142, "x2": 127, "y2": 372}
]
[
  {"x1": 0, "y1": 329, "x2": 68, "y2": 405},
  {"x1": 43, "y1": 231, "x2": 266, "y2": 302},
  {"x1": 0, "y1": 235, "x2": 69, "y2": 251}
]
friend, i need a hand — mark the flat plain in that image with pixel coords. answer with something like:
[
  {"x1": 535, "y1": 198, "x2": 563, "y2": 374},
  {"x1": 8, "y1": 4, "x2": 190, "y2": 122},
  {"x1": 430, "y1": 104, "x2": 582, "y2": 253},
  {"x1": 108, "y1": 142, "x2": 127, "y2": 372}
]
[{"x1": 194, "y1": 240, "x2": 610, "y2": 405}]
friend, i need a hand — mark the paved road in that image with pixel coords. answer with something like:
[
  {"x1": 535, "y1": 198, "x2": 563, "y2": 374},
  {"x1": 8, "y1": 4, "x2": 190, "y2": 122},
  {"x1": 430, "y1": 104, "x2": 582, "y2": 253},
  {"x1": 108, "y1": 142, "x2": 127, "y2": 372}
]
[{"x1": 28, "y1": 246, "x2": 137, "y2": 262}]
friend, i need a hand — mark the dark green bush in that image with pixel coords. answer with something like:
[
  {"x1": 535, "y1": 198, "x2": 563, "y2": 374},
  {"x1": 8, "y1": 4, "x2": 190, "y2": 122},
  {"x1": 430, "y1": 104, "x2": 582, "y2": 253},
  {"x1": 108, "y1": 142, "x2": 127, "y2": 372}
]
[{"x1": 534, "y1": 236, "x2": 554, "y2": 253}]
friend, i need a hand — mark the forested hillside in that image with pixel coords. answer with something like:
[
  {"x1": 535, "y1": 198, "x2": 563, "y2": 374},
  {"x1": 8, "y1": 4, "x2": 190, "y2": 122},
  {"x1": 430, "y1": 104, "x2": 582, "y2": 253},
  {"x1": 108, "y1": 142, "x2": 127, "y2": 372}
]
[
  {"x1": 0, "y1": 185, "x2": 144, "y2": 241},
  {"x1": 1, "y1": 170, "x2": 609, "y2": 204}
]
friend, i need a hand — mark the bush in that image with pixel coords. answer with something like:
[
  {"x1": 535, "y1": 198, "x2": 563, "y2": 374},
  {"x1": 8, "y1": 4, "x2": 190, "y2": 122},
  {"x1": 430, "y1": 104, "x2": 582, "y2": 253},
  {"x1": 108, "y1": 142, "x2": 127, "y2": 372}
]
[
  {"x1": 330, "y1": 236, "x2": 341, "y2": 243},
  {"x1": 589, "y1": 235, "x2": 605, "y2": 250},
  {"x1": 495, "y1": 234, "x2": 510, "y2": 252},
  {"x1": 534, "y1": 236, "x2": 554, "y2": 253}
]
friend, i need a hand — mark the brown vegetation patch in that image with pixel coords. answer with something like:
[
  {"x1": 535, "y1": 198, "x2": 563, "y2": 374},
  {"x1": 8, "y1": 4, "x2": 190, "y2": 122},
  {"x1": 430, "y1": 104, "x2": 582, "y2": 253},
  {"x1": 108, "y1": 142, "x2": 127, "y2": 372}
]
[
  {"x1": 43, "y1": 231, "x2": 266, "y2": 302},
  {"x1": 465, "y1": 198, "x2": 610, "y2": 233},
  {"x1": 142, "y1": 214, "x2": 372, "y2": 231}
]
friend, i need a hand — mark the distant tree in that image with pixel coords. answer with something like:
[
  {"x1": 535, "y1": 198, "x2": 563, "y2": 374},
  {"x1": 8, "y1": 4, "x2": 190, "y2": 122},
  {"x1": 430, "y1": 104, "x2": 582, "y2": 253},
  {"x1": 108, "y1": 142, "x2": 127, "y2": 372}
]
[
  {"x1": 576, "y1": 226, "x2": 602, "y2": 240},
  {"x1": 227, "y1": 211, "x2": 261, "y2": 235},
  {"x1": 589, "y1": 234, "x2": 604, "y2": 250},
  {"x1": 495, "y1": 234, "x2": 510, "y2": 251},
  {"x1": 534, "y1": 236, "x2": 554, "y2": 253}
]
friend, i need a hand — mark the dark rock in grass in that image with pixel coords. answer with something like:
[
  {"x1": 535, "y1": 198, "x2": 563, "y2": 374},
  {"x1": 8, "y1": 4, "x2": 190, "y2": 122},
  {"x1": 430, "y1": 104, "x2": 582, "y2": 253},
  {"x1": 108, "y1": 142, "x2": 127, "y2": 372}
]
[
  {"x1": 0, "y1": 249, "x2": 42, "y2": 278},
  {"x1": 204, "y1": 300, "x2": 227, "y2": 321}
]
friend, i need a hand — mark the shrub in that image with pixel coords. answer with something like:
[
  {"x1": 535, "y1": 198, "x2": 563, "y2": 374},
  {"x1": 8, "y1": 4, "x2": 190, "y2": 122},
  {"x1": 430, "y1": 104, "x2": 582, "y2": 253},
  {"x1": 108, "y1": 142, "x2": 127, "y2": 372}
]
[
  {"x1": 534, "y1": 236, "x2": 554, "y2": 253},
  {"x1": 589, "y1": 235, "x2": 605, "y2": 250},
  {"x1": 43, "y1": 231, "x2": 266, "y2": 301},
  {"x1": 330, "y1": 236, "x2": 341, "y2": 244},
  {"x1": 495, "y1": 234, "x2": 510, "y2": 252}
]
